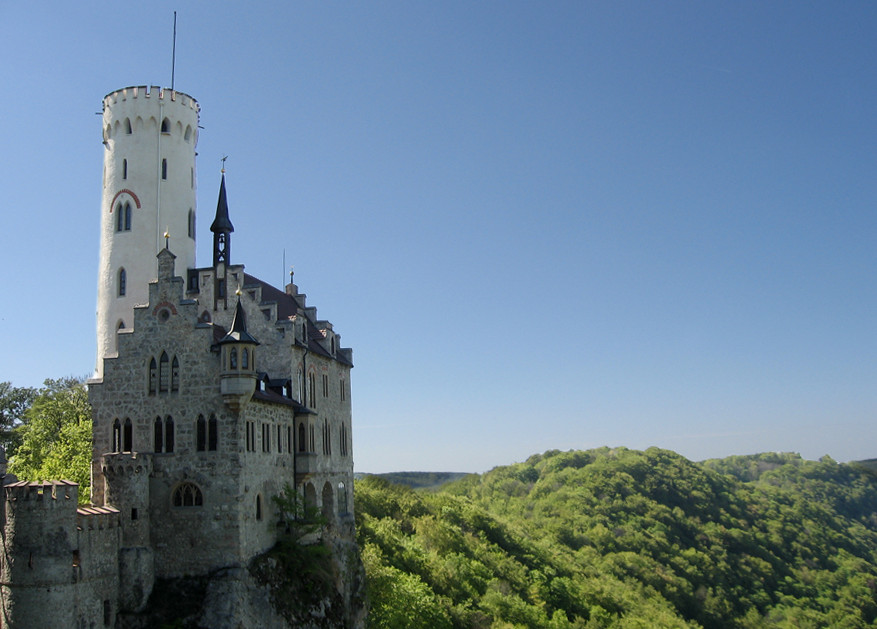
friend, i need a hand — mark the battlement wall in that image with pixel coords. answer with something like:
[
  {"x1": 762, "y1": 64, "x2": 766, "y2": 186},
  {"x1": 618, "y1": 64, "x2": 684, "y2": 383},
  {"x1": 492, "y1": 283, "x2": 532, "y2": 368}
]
[{"x1": 103, "y1": 85, "x2": 199, "y2": 114}]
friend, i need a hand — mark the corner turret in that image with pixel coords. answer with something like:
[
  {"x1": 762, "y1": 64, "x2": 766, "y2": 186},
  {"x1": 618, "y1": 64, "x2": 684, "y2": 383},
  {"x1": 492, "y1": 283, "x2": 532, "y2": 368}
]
[{"x1": 218, "y1": 298, "x2": 259, "y2": 411}]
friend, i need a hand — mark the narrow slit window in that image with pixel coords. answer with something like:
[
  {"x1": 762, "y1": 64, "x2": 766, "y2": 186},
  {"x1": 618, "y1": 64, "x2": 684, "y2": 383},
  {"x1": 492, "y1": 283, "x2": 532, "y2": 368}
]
[
  {"x1": 161, "y1": 158, "x2": 167, "y2": 180},
  {"x1": 118, "y1": 268, "x2": 126, "y2": 297}
]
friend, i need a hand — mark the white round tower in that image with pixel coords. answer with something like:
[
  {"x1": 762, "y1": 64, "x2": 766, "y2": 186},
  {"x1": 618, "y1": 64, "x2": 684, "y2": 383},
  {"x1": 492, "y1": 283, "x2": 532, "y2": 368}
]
[{"x1": 95, "y1": 85, "x2": 200, "y2": 376}]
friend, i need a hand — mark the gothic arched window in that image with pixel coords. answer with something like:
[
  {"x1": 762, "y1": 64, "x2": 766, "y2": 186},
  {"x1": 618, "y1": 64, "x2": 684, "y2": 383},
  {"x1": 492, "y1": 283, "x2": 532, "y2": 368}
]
[
  {"x1": 159, "y1": 352, "x2": 169, "y2": 392},
  {"x1": 165, "y1": 416, "x2": 174, "y2": 453},
  {"x1": 171, "y1": 356, "x2": 180, "y2": 392},
  {"x1": 208, "y1": 415, "x2": 218, "y2": 451},
  {"x1": 123, "y1": 418, "x2": 133, "y2": 452},
  {"x1": 161, "y1": 118, "x2": 170, "y2": 133},
  {"x1": 172, "y1": 482, "x2": 203, "y2": 507},
  {"x1": 112, "y1": 418, "x2": 121, "y2": 452},
  {"x1": 148, "y1": 357, "x2": 157, "y2": 394},
  {"x1": 154, "y1": 416, "x2": 163, "y2": 453},
  {"x1": 242, "y1": 348, "x2": 249, "y2": 370},
  {"x1": 196, "y1": 415, "x2": 206, "y2": 451}
]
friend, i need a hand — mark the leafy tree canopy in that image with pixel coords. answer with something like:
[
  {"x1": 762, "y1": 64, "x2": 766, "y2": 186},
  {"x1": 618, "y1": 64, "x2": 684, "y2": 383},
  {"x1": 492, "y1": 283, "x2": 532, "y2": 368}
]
[
  {"x1": 357, "y1": 447, "x2": 877, "y2": 628},
  {"x1": 7, "y1": 377, "x2": 92, "y2": 504},
  {"x1": 0, "y1": 381, "x2": 37, "y2": 453}
]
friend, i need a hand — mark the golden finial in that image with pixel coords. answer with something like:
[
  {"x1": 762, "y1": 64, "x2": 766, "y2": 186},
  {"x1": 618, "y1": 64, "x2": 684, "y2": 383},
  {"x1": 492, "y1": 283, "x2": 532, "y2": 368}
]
[{"x1": 164, "y1": 228, "x2": 170, "y2": 249}]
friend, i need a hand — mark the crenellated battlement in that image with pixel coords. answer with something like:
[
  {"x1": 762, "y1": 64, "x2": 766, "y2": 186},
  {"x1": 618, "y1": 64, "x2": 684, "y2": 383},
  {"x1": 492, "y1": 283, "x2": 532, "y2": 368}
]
[
  {"x1": 4, "y1": 480, "x2": 78, "y2": 506},
  {"x1": 103, "y1": 85, "x2": 200, "y2": 114},
  {"x1": 101, "y1": 451, "x2": 153, "y2": 478},
  {"x1": 76, "y1": 505, "x2": 121, "y2": 531}
]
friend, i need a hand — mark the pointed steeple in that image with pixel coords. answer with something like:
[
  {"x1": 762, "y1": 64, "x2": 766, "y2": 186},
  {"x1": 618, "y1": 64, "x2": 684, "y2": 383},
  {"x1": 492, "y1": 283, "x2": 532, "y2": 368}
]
[
  {"x1": 219, "y1": 298, "x2": 260, "y2": 345},
  {"x1": 211, "y1": 173, "x2": 234, "y2": 267}
]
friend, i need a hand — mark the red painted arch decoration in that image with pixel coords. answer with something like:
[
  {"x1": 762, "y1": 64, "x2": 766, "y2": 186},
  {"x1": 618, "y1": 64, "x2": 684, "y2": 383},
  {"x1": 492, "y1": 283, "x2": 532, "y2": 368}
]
[{"x1": 110, "y1": 189, "x2": 142, "y2": 211}]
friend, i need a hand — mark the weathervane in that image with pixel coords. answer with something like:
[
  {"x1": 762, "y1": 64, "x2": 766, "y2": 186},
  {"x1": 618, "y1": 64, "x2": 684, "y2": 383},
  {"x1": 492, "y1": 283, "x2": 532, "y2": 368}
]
[{"x1": 221, "y1": 155, "x2": 228, "y2": 174}]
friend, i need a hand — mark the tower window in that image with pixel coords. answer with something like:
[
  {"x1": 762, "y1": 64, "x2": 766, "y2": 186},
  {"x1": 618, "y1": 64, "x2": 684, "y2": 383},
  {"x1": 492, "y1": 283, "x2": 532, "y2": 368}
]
[
  {"x1": 125, "y1": 119, "x2": 132, "y2": 134},
  {"x1": 161, "y1": 158, "x2": 167, "y2": 180},
  {"x1": 122, "y1": 159, "x2": 127, "y2": 180},
  {"x1": 298, "y1": 423, "x2": 306, "y2": 452},
  {"x1": 197, "y1": 415, "x2": 206, "y2": 451},
  {"x1": 148, "y1": 358, "x2": 157, "y2": 394},
  {"x1": 165, "y1": 416, "x2": 175, "y2": 452},
  {"x1": 322, "y1": 374, "x2": 329, "y2": 398},
  {"x1": 118, "y1": 268, "x2": 126, "y2": 297},
  {"x1": 161, "y1": 118, "x2": 170, "y2": 134},
  {"x1": 188, "y1": 209, "x2": 195, "y2": 239},
  {"x1": 242, "y1": 348, "x2": 249, "y2": 370},
  {"x1": 256, "y1": 494, "x2": 262, "y2": 521}
]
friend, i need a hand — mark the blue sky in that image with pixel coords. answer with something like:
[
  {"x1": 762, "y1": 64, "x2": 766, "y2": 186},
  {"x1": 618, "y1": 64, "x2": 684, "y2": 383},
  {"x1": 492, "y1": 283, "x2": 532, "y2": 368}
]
[{"x1": 2, "y1": 3, "x2": 876, "y2": 473}]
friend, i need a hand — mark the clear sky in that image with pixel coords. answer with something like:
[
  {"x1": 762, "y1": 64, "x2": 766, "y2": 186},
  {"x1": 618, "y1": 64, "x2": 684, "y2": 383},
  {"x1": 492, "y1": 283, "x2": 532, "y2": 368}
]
[{"x1": 2, "y1": 2, "x2": 876, "y2": 473}]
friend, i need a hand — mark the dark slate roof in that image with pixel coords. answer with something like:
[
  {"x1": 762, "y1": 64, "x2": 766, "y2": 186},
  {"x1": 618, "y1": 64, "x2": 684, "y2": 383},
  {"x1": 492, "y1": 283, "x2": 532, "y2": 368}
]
[
  {"x1": 252, "y1": 388, "x2": 315, "y2": 413},
  {"x1": 218, "y1": 299, "x2": 260, "y2": 345},
  {"x1": 242, "y1": 273, "x2": 353, "y2": 364},
  {"x1": 210, "y1": 174, "x2": 235, "y2": 233}
]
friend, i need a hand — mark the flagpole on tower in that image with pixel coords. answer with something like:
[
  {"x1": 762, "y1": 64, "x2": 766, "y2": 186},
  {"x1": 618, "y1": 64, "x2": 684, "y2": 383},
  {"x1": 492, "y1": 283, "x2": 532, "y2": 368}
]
[{"x1": 171, "y1": 11, "x2": 177, "y2": 91}]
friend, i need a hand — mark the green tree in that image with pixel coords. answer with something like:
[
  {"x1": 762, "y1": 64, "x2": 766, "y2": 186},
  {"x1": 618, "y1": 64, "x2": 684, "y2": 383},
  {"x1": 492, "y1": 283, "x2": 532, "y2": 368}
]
[
  {"x1": 7, "y1": 377, "x2": 92, "y2": 504},
  {"x1": 0, "y1": 381, "x2": 37, "y2": 453}
]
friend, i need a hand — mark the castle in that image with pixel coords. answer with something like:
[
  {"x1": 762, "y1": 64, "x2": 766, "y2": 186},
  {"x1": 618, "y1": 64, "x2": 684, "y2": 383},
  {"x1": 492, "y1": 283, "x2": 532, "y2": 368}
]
[{"x1": 0, "y1": 86, "x2": 357, "y2": 628}]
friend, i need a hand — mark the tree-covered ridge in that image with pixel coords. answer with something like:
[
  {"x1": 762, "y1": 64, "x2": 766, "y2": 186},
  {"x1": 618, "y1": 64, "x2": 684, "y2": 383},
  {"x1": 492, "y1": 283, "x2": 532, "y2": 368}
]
[{"x1": 356, "y1": 447, "x2": 877, "y2": 628}]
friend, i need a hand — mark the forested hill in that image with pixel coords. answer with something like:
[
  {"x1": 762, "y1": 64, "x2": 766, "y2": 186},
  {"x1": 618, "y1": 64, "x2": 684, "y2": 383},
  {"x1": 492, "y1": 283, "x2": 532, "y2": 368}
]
[{"x1": 355, "y1": 447, "x2": 877, "y2": 628}]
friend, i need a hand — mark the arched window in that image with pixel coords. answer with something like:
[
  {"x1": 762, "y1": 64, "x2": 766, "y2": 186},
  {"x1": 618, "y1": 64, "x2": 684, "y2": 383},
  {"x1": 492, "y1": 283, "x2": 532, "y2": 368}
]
[
  {"x1": 124, "y1": 202, "x2": 131, "y2": 231},
  {"x1": 165, "y1": 416, "x2": 174, "y2": 453},
  {"x1": 229, "y1": 347, "x2": 237, "y2": 370},
  {"x1": 256, "y1": 494, "x2": 262, "y2": 521},
  {"x1": 308, "y1": 373, "x2": 316, "y2": 408},
  {"x1": 171, "y1": 356, "x2": 180, "y2": 392},
  {"x1": 298, "y1": 423, "x2": 306, "y2": 452},
  {"x1": 154, "y1": 416, "x2": 163, "y2": 453},
  {"x1": 118, "y1": 268, "x2": 126, "y2": 297},
  {"x1": 123, "y1": 418, "x2": 133, "y2": 452},
  {"x1": 242, "y1": 348, "x2": 249, "y2": 370},
  {"x1": 161, "y1": 117, "x2": 170, "y2": 133},
  {"x1": 112, "y1": 419, "x2": 121, "y2": 452},
  {"x1": 338, "y1": 482, "x2": 348, "y2": 514},
  {"x1": 208, "y1": 414, "x2": 218, "y2": 451},
  {"x1": 159, "y1": 352, "x2": 169, "y2": 392},
  {"x1": 149, "y1": 357, "x2": 157, "y2": 394},
  {"x1": 321, "y1": 482, "x2": 334, "y2": 521},
  {"x1": 172, "y1": 482, "x2": 203, "y2": 507},
  {"x1": 184, "y1": 126, "x2": 192, "y2": 142},
  {"x1": 125, "y1": 118, "x2": 132, "y2": 134},
  {"x1": 116, "y1": 203, "x2": 124, "y2": 232},
  {"x1": 188, "y1": 209, "x2": 195, "y2": 239},
  {"x1": 196, "y1": 415, "x2": 206, "y2": 451}
]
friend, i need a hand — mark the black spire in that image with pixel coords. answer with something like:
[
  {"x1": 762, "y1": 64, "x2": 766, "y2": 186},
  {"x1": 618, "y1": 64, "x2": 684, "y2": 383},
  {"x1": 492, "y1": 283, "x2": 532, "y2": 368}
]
[
  {"x1": 211, "y1": 173, "x2": 234, "y2": 266},
  {"x1": 219, "y1": 298, "x2": 259, "y2": 345}
]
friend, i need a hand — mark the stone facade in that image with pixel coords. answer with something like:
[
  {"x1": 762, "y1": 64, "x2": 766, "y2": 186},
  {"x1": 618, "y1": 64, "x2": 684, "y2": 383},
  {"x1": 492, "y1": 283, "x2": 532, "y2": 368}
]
[{"x1": 0, "y1": 86, "x2": 358, "y2": 628}]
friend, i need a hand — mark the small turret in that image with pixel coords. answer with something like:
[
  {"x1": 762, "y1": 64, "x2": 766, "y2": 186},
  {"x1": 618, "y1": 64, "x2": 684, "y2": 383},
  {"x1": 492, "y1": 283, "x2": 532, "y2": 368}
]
[{"x1": 218, "y1": 298, "x2": 259, "y2": 411}]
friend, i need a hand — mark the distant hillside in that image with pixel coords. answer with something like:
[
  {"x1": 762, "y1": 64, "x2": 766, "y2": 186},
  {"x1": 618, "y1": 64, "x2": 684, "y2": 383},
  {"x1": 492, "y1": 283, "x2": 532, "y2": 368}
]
[
  {"x1": 356, "y1": 471, "x2": 469, "y2": 490},
  {"x1": 355, "y1": 447, "x2": 877, "y2": 628}
]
